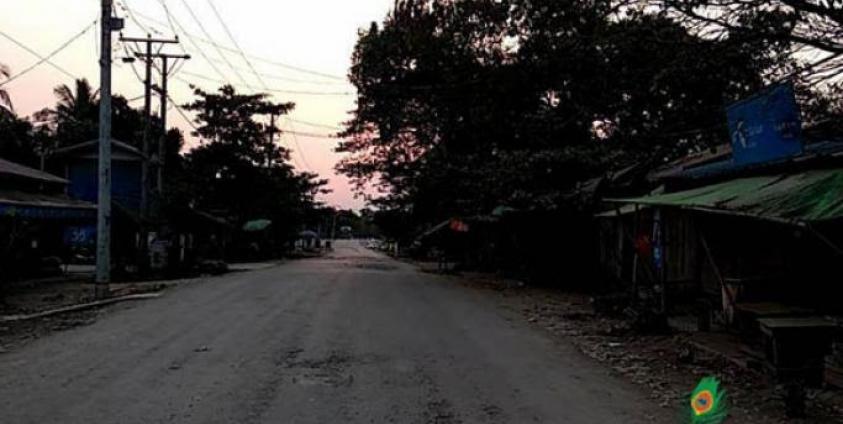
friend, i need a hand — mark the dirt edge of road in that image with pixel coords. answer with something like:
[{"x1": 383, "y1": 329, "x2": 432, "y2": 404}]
[
  {"x1": 0, "y1": 271, "x2": 237, "y2": 353},
  {"x1": 430, "y1": 268, "x2": 843, "y2": 424}
]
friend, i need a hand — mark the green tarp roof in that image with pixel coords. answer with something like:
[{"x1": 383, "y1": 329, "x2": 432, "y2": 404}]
[
  {"x1": 608, "y1": 168, "x2": 843, "y2": 224},
  {"x1": 243, "y1": 219, "x2": 272, "y2": 232}
]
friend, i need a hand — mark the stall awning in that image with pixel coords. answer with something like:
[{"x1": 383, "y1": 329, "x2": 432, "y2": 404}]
[
  {"x1": 243, "y1": 219, "x2": 272, "y2": 232},
  {"x1": 607, "y1": 169, "x2": 843, "y2": 224},
  {"x1": 0, "y1": 190, "x2": 96, "y2": 220}
]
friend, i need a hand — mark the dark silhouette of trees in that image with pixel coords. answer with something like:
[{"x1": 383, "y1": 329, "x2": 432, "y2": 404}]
[
  {"x1": 0, "y1": 63, "x2": 12, "y2": 115},
  {"x1": 338, "y1": 0, "x2": 788, "y2": 235},
  {"x1": 663, "y1": 0, "x2": 843, "y2": 57},
  {"x1": 182, "y1": 85, "x2": 328, "y2": 239}
]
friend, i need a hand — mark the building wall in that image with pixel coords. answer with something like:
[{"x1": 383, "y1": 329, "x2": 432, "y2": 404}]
[{"x1": 68, "y1": 159, "x2": 142, "y2": 211}]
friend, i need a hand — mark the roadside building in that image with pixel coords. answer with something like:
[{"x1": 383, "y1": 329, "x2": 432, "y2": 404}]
[
  {"x1": 598, "y1": 84, "x2": 843, "y2": 386},
  {"x1": 49, "y1": 138, "x2": 146, "y2": 275},
  {"x1": 0, "y1": 157, "x2": 95, "y2": 281}
]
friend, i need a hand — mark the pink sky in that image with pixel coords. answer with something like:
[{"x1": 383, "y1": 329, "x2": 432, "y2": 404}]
[{"x1": 0, "y1": 0, "x2": 394, "y2": 210}]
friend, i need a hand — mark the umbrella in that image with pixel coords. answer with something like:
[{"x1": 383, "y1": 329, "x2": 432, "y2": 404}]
[
  {"x1": 298, "y1": 230, "x2": 319, "y2": 239},
  {"x1": 242, "y1": 219, "x2": 272, "y2": 232}
]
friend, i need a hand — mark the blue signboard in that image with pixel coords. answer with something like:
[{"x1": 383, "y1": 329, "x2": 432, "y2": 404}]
[
  {"x1": 64, "y1": 225, "x2": 97, "y2": 247},
  {"x1": 1, "y1": 204, "x2": 96, "y2": 220},
  {"x1": 727, "y1": 83, "x2": 803, "y2": 165}
]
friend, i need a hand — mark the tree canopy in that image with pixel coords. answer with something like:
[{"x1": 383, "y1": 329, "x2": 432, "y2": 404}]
[
  {"x1": 182, "y1": 85, "x2": 328, "y2": 238},
  {"x1": 338, "y1": 0, "x2": 796, "y2": 233}
]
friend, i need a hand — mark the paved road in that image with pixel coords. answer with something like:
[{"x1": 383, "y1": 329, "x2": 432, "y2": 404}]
[{"x1": 0, "y1": 241, "x2": 667, "y2": 423}]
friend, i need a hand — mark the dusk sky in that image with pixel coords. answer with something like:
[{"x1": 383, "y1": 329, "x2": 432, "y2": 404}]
[{"x1": 0, "y1": 0, "x2": 394, "y2": 210}]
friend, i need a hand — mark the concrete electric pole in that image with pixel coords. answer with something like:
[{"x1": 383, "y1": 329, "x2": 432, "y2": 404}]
[
  {"x1": 119, "y1": 35, "x2": 180, "y2": 221},
  {"x1": 152, "y1": 53, "x2": 190, "y2": 195},
  {"x1": 120, "y1": 36, "x2": 180, "y2": 274},
  {"x1": 96, "y1": 0, "x2": 123, "y2": 295}
]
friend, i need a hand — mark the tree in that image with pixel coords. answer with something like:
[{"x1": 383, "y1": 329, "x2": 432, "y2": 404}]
[
  {"x1": 51, "y1": 79, "x2": 99, "y2": 147},
  {"x1": 662, "y1": 0, "x2": 843, "y2": 57},
  {"x1": 0, "y1": 112, "x2": 37, "y2": 166},
  {"x1": 33, "y1": 78, "x2": 149, "y2": 153},
  {"x1": 0, "y1": 63, "x2": 12, "y2": 114},
  {"x1": 339, "y1": 0, "x2": 526, "y2": 224},
  {"x1": 183, "y1": 85, "x2": 328, "y2": 242},
  {"x1": 338, "y1": 0, "x2": 786, "y2": 238},
  {"x1": 0, "y1": 63, "x2": 37, "y2": 166}
]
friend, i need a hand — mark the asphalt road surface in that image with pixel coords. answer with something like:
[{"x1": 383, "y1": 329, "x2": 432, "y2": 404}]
[{"x1": 0, "y1": 241, "x2": 668, "y2": 423}]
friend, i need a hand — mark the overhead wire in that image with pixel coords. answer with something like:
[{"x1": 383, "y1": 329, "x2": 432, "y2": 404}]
[
  {"x1": 119, "y1": 3, "x2": 352, "y2": 90},
  {"x1": 177, "y1": 71, "x2": 354, "y2": 96},
  {"x1": 284, "y1": 119, "x2": 315, "y2": 170},
  {"x1": 157, "y1": 0, "x2": 231, "y2": 85},
  {"x1": 0, "y1": 20, "x2": 98, "y2": 87},
  {"x1": 0, "y1": 26, "x2": 90, "y2": 83},
  {"x1": 170, "y1": 76, "x2": 339, "y2": 138},
  {"x1": 117, "y1": 0, "x2": 158, "y2": 37},
  {"x1": 127, "y1": 7, "x2": 346, "y2": 82},
  {"x1": 200, "y1": 0, "x2": 318, "y2": 171},
  {"x1": 288, "y1": 118, "x2": 343, "y2": 131},
  {"x1": 175, "y1": 0, "x2": 251, "y2": 87},
  {"x1": 121, "y1": 1, "x2": 340, "y2": 170},
  {"x1": 205, "y1": 0, "x2": 267, "y2": 89}
]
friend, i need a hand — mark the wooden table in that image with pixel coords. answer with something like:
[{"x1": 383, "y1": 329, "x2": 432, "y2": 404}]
[
  {"x1": 737, "y1": 302, "x2": 813, "y2": 317},
  {"x1": 734, "y1": 302, "x2": 814, "y2": 338},
  {"x1": 758, "y1": 317, "x2": 838, "y2": 384}
]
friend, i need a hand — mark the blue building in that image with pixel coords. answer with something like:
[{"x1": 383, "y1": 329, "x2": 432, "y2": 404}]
[
  {"x1": 0, "y1": 157, "x2": 95, "y2": 279},
  {"x1": 49, "y1": 139, "x2": 147, "y2": 274},
  {"x1": 51, "y1": 138, "x2": 145, "y2": 213}
]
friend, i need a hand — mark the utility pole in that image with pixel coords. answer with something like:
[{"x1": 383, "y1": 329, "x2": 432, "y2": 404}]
[
  {"x1": 119, "y1": 35, "x2": 179, "y2": 221},
  {"x1": 269, "y1": 112, "x2": 277, "y2": 143},
  {"x1": 96, "y1": 0, "x2": 123, "y2": 295},
  {"x1": 159, "y1": 56, "x2": 168, "y2": 194},
  {"x1": 268, "y1": 112, "x2": 278, "y2": 167},
  {"x1": 120, "y1": 35, "x2": 180, "y2": 273},
  {"x1": 147, "y1": 53, "x2": 189, "y2": 195}
]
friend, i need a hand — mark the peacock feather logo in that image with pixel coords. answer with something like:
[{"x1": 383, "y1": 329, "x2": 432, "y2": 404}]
[{"x1": 690, "y1": 377, "x2": 728, "y2": 424}]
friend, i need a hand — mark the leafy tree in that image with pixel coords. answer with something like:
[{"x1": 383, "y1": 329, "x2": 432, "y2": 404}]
[
  {"x1": 662, "y1": 0, "x2": 843, "y2": 57},
  {"x1": 50, "y1": 79, "x2": 99, "y2": 147},
  {"x1": 0, "y1": 112, "x2": 37, "y2": 166},
  {"x1": 35, "y1": 79, "x2": 146, "y2": 149},
  {"x1": 338, "y1": 0, "x2": 786, "y2": 239},
  {"x1": 183, "y1": 85, "x2": 328, "y2": 242},
  {"x1": 0, "y1": 63, "x2": 12, "y2": 115}
]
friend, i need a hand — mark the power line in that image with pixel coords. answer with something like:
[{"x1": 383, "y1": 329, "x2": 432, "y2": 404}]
[
  {"x1": 167, "y1": 93, "x2": 200, "y2": 134},
  {"x1": 0, "y1": 20, "x2": 98, "y2": 87},
  {"x1": 0, "y1": 27, "x2": 90, "y2": 84},
  {"x1": 184, "y1": 54, "x2": 350, "y2": 86},
  {"x1": 288, "y1": 118, "x2": 343, "y2": 131},
  {"x1": 157, "y1": 0, "x2": 231, "y2": 85},
  {"x1": 189, "y1": 2, "x2": 329, "y2": 171},
  {"x1": 283, "y1": 118, "x2": 315, "y2": 170},
  {"x1": 284, "y1": 129, "x2": 340, "y2": 139},
  {"x1": 128, "y1": 7, "x2": 346, "y2": 81},
  {"x1": 117, "y1": 0, "x2": 155, "y2": 36},
  {"x1": 205, "y1": 0, "x2": 267, "y2": 90},
  {"x1": 175, "y1": 0, "x2": 250, "y2": 87},
  {"x1": 177, "y1": 71, "x2": 355, "y2": 96},
  {"x1": 124, "y1": 3, "x2": 334, "y2": 170}
]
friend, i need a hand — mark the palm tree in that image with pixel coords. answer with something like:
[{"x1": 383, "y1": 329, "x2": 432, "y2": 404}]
[
  {"x1": 0, "y1": 63, "x2": 12, "y2": 114},
  {"x1": 50, "y1": 79, "x2": 99, "y2": 146},
  {"x1": 53, "y1": 78, "x2": 99, "y2": 122}
]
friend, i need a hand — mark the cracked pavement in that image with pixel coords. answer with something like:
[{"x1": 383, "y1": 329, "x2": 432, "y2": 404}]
[{"x1": 0, "y1": 241, "x2": 669, "y2": 423}]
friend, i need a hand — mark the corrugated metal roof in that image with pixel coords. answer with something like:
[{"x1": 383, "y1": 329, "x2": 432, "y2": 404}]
[
  {"x1": 51, "y1": 138, "x2": 145, "y2": 159},
  {"x1": 0, "y1": 190, "x2": 95, "y2": 210},
  {"x1": 0, "y1": 158, "x2": 67, "y2": 184},
  {"x1": 656, "y1": 141, "x2": 843, "y2": 181},
  {"x1": 608, "y1": 168, "x2": 843, "y2": 224}
]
